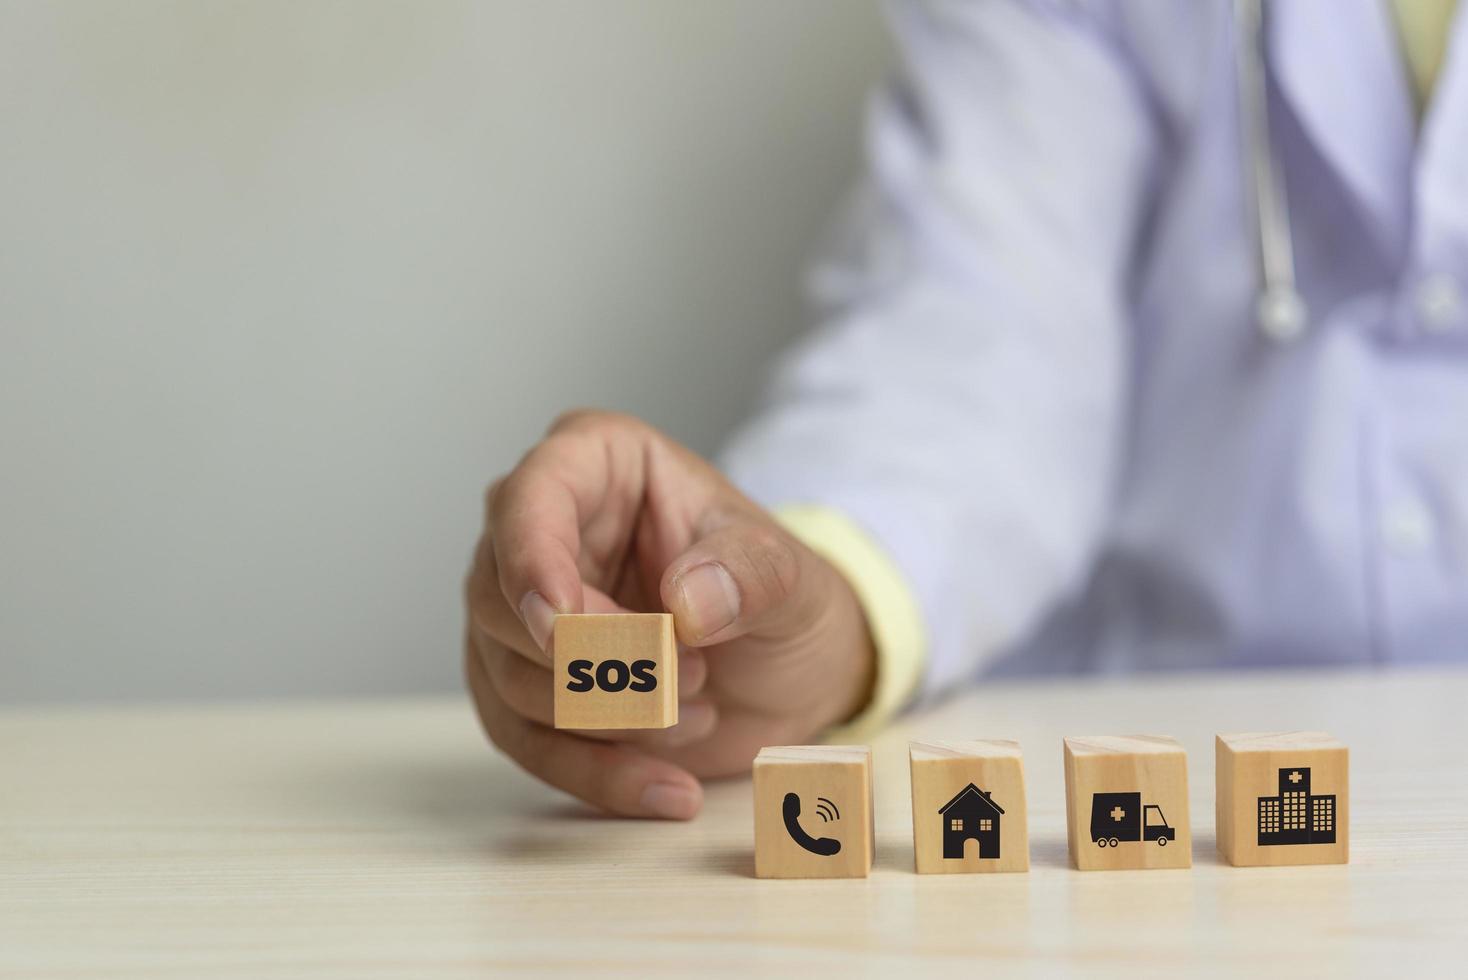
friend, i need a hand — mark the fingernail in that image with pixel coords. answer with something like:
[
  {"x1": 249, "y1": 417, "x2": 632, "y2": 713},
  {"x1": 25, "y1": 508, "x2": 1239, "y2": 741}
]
[
  {"x1": 640, "y1": 781, "x2": 700, "y2": 820},
  {"x1": 519, "y1": 591, "x2": 557, "y2": 653},
  {"x1": 673, "y1": 562, "x2": 740, "y2": 640}
]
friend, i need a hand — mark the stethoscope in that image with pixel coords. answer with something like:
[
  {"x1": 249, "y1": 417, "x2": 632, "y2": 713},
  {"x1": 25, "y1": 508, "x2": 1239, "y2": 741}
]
[{"x1": 1234, "y1": 0, "x2": 1309, "y2": 341}]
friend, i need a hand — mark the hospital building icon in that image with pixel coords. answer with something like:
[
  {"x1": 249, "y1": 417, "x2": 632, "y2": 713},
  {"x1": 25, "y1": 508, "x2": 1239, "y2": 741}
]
[{"x1": 1257, "y1": 767, "x2": 1335, "y2": 846}]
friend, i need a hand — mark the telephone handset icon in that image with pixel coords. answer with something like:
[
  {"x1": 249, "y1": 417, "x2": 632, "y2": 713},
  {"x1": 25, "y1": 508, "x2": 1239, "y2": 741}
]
[{"x1": 782, "y1": 792, "x2": 841, "y2": 856}]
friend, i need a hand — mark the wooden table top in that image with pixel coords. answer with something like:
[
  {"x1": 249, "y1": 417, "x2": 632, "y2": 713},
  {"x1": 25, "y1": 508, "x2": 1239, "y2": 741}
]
[{"x1": 3, "y1": 666, "x2": 1465, "y2": 976}]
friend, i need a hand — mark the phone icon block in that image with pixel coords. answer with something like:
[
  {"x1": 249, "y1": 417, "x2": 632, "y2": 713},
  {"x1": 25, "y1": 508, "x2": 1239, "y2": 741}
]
[
  {"x1": 782, "y1": 792, "x2": 841, "y2": 856},
  {"x1": 754, "y1": 745, "x2": 873, "y2": 879}
]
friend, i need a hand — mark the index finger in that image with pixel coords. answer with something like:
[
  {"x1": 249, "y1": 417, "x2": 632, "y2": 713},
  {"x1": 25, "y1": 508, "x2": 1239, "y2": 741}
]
[{"x1": 489, "y1": 428, "x2": 614, "y2": 648}]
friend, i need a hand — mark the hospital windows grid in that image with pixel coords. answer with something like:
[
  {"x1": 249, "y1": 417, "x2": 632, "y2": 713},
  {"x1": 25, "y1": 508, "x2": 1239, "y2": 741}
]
[
  {"x1": 1259, "y1": 798, "x2": 1280, "y2": 833},
  {"x1": 1312, "y1": 797, "x2": 1333, "y2": 833}
]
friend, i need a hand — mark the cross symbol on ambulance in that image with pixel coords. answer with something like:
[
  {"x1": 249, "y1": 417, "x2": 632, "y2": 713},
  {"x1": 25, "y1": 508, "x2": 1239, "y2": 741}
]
[
  {"x1": 1289, "y1": 771, "x2": 1303, "y2": 784},
  {"x1": 1110, "y1": 806, "x2": 1126, "y2": 821}
]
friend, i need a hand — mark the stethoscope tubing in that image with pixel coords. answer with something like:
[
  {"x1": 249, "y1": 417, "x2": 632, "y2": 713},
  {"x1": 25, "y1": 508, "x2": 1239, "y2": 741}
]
[{"x1": 1234, "y1": 0, "x2": 1309, "y2": 340}]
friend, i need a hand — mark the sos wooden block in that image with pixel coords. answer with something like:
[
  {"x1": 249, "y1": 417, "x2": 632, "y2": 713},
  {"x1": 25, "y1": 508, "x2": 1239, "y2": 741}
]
[
  {"x1": 754, "y1": 746, "x2": 873, "y2": 879},
  {"x1": 1063, "y1": 735, "x2": 1191, "y2": 871},
  {"x1": 909, "y1": 739, "x2": 1028, "y2": 874},
  {"x1": 552, "y1": 613, "x2": 677, "y2": 730},
  {"x1": 1216, "y1": 732, "x2": 1348, "y2": 867}
]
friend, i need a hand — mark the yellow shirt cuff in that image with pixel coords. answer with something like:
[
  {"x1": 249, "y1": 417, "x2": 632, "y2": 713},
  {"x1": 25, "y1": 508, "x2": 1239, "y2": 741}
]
[{"x1": 774, "y1": 504, "x2": 927, "y2": 741}]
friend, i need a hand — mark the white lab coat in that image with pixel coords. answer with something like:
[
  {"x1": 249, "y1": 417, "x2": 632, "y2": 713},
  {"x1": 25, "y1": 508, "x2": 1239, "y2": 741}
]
[{"x1": 722, "y1": 0, "x2": 1468, "y2": 696}]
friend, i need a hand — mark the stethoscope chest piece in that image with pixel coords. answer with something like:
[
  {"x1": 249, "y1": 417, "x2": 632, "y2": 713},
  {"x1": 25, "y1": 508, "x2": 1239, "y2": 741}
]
[{"x1": 1256, "y1": 286, "x2": 1307, "y2": 342}]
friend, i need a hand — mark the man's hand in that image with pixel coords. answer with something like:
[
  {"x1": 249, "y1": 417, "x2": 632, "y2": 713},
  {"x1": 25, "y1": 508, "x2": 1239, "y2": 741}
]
[{"x1": 464, "y1": 410, "x2": 876, "y2": 819}]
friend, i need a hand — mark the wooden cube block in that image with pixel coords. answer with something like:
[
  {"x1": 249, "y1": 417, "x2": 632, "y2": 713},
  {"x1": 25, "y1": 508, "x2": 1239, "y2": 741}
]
[
  {"x1": 754, "y1": 746, "x2": 873, "y2": 879},
  {"x1": 1216, "y1": 732, "x2": 1348, "y2": 867},
  {"x1": 1063, "y1": 735, "x2": 1191, "y2": 871},
  {"x1": 909, "y1": 739, "x2": 1028, "y2": 873},
  {"x1": 552, "y1": 613, "x2": 677, "y2": 730}
]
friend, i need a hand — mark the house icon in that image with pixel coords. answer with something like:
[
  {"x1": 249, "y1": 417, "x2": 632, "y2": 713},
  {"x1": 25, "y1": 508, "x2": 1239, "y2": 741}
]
[{"x1": 938, "y1": 783, "x2": 1004, "y2": 859}]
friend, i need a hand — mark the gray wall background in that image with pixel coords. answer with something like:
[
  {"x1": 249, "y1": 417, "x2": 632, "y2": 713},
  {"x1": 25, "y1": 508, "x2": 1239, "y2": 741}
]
[{"x1": 0, "y1": 1, "x2": 890, "y2": 703}]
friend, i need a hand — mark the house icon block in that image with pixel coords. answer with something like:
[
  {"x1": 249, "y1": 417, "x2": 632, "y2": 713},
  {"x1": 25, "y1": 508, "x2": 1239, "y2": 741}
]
[{"x1": 938, "y1": 783, "x2": 1004, "y2": 859}]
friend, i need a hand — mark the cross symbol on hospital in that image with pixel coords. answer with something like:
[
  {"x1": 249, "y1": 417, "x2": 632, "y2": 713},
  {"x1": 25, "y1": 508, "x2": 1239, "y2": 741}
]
[
  {"x1": 1289, "y1": 771, "x2": 1303, "y2": 784},
  {"x1": 1110, "y1": 806, "x2": 1126, "y2": 821}
]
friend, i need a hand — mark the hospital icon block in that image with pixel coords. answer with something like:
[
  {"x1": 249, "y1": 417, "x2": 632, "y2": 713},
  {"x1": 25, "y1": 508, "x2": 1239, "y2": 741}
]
[
  {"x1": 1216, "y1": 732, "x2": 1348, "y2": 866},
  {"x1": 1062, "y1": 735, "x2": 1191, "y2": 871},
  {"x1": 909, "y1": 739, "x2": 1029, "y2": 873}
]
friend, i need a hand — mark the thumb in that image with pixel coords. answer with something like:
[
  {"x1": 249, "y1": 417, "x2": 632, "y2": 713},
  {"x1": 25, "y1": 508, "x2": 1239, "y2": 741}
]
[{"x1": 659, "y1": 520, "x2": 817, "y2": 647}]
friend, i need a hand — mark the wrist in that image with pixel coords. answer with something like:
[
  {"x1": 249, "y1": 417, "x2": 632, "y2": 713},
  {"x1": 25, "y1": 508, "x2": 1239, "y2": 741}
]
[{"x1": 771, "y1": 503, "x2": 927, "y2": 739}]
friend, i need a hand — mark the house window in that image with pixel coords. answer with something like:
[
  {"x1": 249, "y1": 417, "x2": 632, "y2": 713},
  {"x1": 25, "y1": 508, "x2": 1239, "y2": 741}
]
[
  {"x1": 950, "y1": 819, "x2": 963, "y2": 832},
  {"x1": 979, "y1": 819, "x2": 993, "y2": 832}
]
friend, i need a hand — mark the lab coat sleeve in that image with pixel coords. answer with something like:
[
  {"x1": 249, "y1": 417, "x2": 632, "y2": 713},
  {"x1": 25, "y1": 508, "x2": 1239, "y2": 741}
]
[{"x1": 720, "y1": 0, "x2": 1159, "y2": 702}]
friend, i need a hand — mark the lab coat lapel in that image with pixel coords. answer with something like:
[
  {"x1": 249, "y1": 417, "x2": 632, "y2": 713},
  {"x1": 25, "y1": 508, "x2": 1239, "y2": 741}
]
[{"x1": 1268, "y1": 0, "x2": 1414, "y2": 260}]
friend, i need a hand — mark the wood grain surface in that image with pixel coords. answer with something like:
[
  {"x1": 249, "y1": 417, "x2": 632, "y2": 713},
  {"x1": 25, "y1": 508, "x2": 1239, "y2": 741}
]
[{"x1": 3, "y1": 667, "x2": 1466, "y2": 976}]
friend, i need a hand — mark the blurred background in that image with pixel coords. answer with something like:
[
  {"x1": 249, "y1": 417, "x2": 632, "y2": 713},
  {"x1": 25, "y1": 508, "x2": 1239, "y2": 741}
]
[{"x1": 0, "y1": 0, "x2": 891, "y2": 703}]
